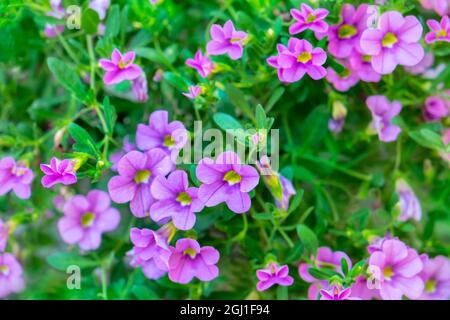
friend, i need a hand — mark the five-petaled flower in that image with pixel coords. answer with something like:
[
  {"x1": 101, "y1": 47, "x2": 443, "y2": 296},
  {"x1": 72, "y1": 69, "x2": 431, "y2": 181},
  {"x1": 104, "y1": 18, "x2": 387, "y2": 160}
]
[
  {"x1": 256, "y1": 263, "x2": 294, "y2": 292},
  {"x1": 289, "y1": 3, "x2": 329, "y2": 39},
  {"x1": 99, "y1": 49, "x2": 143, "y2": 85},
  {"x1": 0, "y1": 157, "x2": 34, "y2": 200},
  {"x1": 40, "y1": 157, "x2": 77, "y2": 188},
  {"x1": 206, "y1": 20, "x2": 247, "y2": 60},
  {"x1": 366, "y1": 95, "x2": 402, "y2": 143},
  {"x1": 425, "y1": 16, "x2": 450, "y2": 43},
  {"x1": 186, "y1": 50, "x2": 214, "y2": 77}
]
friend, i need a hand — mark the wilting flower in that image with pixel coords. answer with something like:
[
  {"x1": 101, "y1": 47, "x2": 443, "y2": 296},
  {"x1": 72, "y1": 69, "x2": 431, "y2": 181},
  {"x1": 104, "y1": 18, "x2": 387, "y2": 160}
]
[
  {"x1": 328, "y1": 101, "x2": 347, "y2": 133},
  {"x1": 366, "y1": 95, "x2": 402, "y2": 143},
  {"x1": 425, "y1": 16, "x2": 450, "y2": 43},
  {"x1": 320, "y1": 285, "x2": 357, "y2": 300},
  {"x1": 0, "y1": 157, "x2": 34, "y2": 200},
  {"x1": 44, "y1": 0, "x2": 65, "y2": 38},
  {"x1": 182, "y1": 85, "x2": 203, "y2": 99},
  {"x1": 417, "y1": 255, "x2": 450, "y2": 300},
  {"x1": 128, "y1": 227, "x2": 171, "y2": 280},
  {"x1": 326, "y1": 63, "x2": 359, "y2": 92},
  {"x1": 40, "y1": 157, "x2": 77, "y2": 188},
  {"x1": 132, "y1": 74, "x2": 148, "y2": 103},
  {"x1": 289, "y1": 3, "x2": 329, "y2": 39},
  {"x1": 150, "y1": 170, "x2": 204, "y2": 230},
  {"x1": 0, "y1": 219, "x2": 9, "y2": 252},
  {"x1": 348, "y1": 52, "x2": 382, "y2": 83},
  {"x1": 327, "y1": 4, "x2": 370, "y2": 58},
  {"x1": 256, "y1": 263, "x2": 294, "y2": 292},
  {"x1": 89, "y1": 0, "x2": 110, "y2": 20},
  {"x1": 196, "y1": 151, "x2": 259, "y2": 214},
  {"x1": 186, "y1": 50, "x2": 214, "y2": 77},
  {"x1": 99, "y1": 49, "x2": 143, "y2": 85},
  {"x1": 404, "y1": 53, "x2": 434, "y2": 75},
  {"x1": 168, "y1": 238, "x2": 219, "y2": 284},
  {"x1": 424, "y1": 95, "x2": 449, "y2": 121},
  {"x1": 395, "y1": 179, "x2": 422, "y2": 222},
  {"x1": 58, "y1": 190, "x2": 120, "y2": 251},
  {"x1": 206, "y1": 20, "x2": 247, "y2": 60},
  {"x1": 108, "y1": 149, "x2": 172, "y2": 217},
  {"x1": 368, "y1": 238, "x2": 424, "y2": 300},
  {"x1": 267, "y1": 38, "x2": 327, "y2": 83},
  {"x1": 136, "y1": 110, "x2": 188, "y2": 161},
  {"x1": 420, "y1": 0, "x2": 450, "y2": 16},
  {"x1": 109, "y1": 136, "x2": 136, "y2": 172},
  {"x1": 360, "y1": 11, "x2": 424, "y2": 74},
  {"x1": 0, "y1": 253, "x2": 25, "y2": 299}
]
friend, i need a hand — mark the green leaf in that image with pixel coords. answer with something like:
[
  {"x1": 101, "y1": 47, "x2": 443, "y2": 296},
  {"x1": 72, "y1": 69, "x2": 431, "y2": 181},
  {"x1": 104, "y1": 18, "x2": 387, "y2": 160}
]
[
  {"x1": 47, "y1": 252, "x2": 98, "y2": 271},
  {"x1": 276, "y1": 285, "x2": 288, "y2": 300},
  {"x1": 296, "y1": 224, "x2": 318, "y2": 256},
  {"x1": 213, "y1": 112, "x2": 243, "y2": 130},
  {"x1": 47, "y1": 57, "x2": 86, "y2": 102},
  {"x1": 105, "y1": 4, "x2": 120, "y2": 38},
  {"x1": 131, "y1": 285, "x2": 159, "y2": 300},
  {"x1": 409, "y1": 128, "x2": 445, "y2": 151},
  {"x1": 102, "y1": 97, "x2": 116, "y2": 134},
  {"x1": 225, "y1": 84, "x2": 255, "y2": 122},
  {"x1": 300, "y1": 105, "x2": 328, "y2": 151},
  {"x1": 288, "y1": 189, "x2": 304, "y2": 214},
  {"x1": 308, "y1": 267, "x2": 342, "y2": 280},
  {"x1": 68, "y1": 123, "x2": 100, "y2": 158},
  {"x1": 135, "y1": 47, "x2": 171, "y2": 67},
  {"x1": 340, "y1": 257, "x2": 349, "y2": 276},
  {"x1": 163, "y1": 71, "x2": 188, "y2": 91},
  {"x1": 81, "y1": 8, "x2": 100, "y2": 35},
  {"x1": 255, "y1": 104, "x2": 267, "y2": 129},
  {"x1": 265, "y1": 87, "x2": 285, "y2": 113}
]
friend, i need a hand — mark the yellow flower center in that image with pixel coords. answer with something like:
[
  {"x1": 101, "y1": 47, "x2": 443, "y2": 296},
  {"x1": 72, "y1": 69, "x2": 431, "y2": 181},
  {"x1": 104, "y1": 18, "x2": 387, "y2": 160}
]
[
  {"x1": 81, "y1": 212, "x2": 95, "y2": 227},
  {"x1": 306, "y1": 14, "x2": 316, "y2": 23},
  {"x1": 118, "y1": 59, "x2": 129, "y2": 69},
  {"x1": 436, "y1": 29, "x2": 447, "y2": 38},
  {"x1": 425, "y1": 279, "x2": 437, "y2": 293},
  {"x1": 297, "y1": 51, "x2": 312, "y2": 63},
  {"x1": 163, "y1": 135, "x2": 176, "y2": 147},
  {"x1": 230, "y1": 37, "x2": 241, "y2": 43},
  {"x1": 362, "y1": 55, "x2": 372, "y2": 62},
  {"x1": 223, "y1": 170, "x2": 242, "y2": 185},
  {"x1": 338, "y1": 24, "x2": 357, "y2": 39},
  {"x1": 383, "y1": 266, "x2": 394, "y2": 279},
  {"x1": 382, "y1": 32, "x2": 398, "y2": 48},
  {"x1": 183, "y1": 248, "x2": 197, "y2": 258},
  {"x1": 176, "y1": 192, "x2": 192, "y2": 206},
  {"x1": 0, "y1": 265, "x2": 10, "y2": 275},
  {"x1": 134, "y1": 169, "x2": 151, "y2": 184}
]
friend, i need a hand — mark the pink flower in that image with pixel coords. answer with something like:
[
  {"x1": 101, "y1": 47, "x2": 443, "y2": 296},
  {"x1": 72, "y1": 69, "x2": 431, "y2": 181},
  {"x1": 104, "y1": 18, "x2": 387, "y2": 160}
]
[
  {"x1": 0, "y1": 253, "x2": 24, "y2": 298},
  {"x1": 425, "y1": 16, "x2": 450, "y2": 43},
  {"x1": 256, "y1": 263, "x2": 294, "y2": 291},
  {"x1": 89, "y1": 0, "x2": 110, "y2": 20},
  {"x1": 348, "y1": 52, "x2": 382, "y2": 82},
  {"x1": 99, "y1": 49, "x2": 143, "y2": 85},
  {"x1": 186, "y1": 50, "x2": 214, "y2": 77},
  {"x1": 43, "y1": 0, "x2": 65, "y2": 38},
  {"x1": 267, "y1": 38, "x2": 327, "y2": 83},
  {"x1": 420, "y1": 0, "x2": 450, "y2": 16},
  {"x1": 326, "y1": 63, "x2": 360, "y2": 92},
  {"x1": 360, "y1": 11, "x2": 424, "y2": 74},
  {"x1": 206, "y1": 20, "x2": 247, "y2": 60},
  {"x1": 40, "y1": 157, "x2": 77, "y2": 188},
  {"x1": 58, "y1": 190, "x2": 120, "y2": 251},
  {"x1": 366, "y1": 95, "x2": 402, "y2": 143},
  {"x1": 404, "y1": 53, "x2": 434, "y2": 75},
  {"x1": 289, "y1": 3, "x2": 329, "y2": 39},
  {"x1": 319, "y1": 285, "x2": 357, "y2": 300},
  {"x1": 417, "y1": 255, "x2": 450, "y2": 300},
  {"x1": 182, "y1": 85, "x2": 203, "y2": 99},
  {"x1": 395, "y1": 179, "x2": 422, "y2": 222},
  {"x1": 424, "y1": 95, "x2": 449, "y2": 121},
  {"x1": 0, "y1": 219, "x2": 9, "y2": 252},
  {"x1": 109, "y1": 136, "x2": 136, "y2": 172},
  {"x1": 0, "y1": 157, "x2": 34, "y2": 199},
  {"x1": 132, "y1": 74, "x2": 148, "y2": 103},
  {"x1": 350, "y1": 276, "x2": 381, "y2": 300}
]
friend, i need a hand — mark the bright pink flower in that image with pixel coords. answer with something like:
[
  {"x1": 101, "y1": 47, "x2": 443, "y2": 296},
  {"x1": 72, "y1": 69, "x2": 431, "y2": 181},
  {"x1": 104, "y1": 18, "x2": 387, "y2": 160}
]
[
  {"x1": 417, "y1": 255, "x2": 450, "y2": 300},
  {"x1": 0, "y1": 253, "x2": 24, "y2": 298},
  {"x1": 404, "y1": 53, "x2": 434, "y2": 75},
  {"x1": 425, "y1": 16, "x2": 450, "y2": 43},
  {"x1": 256, "y1": 263, "x2": 294, "y2": 292},
  {"x1": 366, "y1": 95, "x2": 402, "y2": 143},
  {"x1": 0, "y1": 157, "x2": 34, "y2": 199},
  {"x1": 289, "y1": 3, "x2": 329, "y2": 39},
  {"x1": 267, "y1": 38, "x2": 327, "y2": 83},
  {"x1": 0, "y1": 219, "x2": 9, "y2": 252},
  {"x1": 360, "y1": 11, "x2": 424, "y2": 74},
  {"x1": 186, "y1": 50, "x2": 214, "y2": 77},
  {"x1": 424, "y1": 95, "x2": 449, "y2": 121},
  {"x1": 182, "y1": 85, "x2": 202, "y2": 99},
  {"x1": 319, "y1": 285, "x2": 358, "y2": 300},
  {"x1": 420, "y1": 0, "x2": 450, "y2": 16},
  {"x1": 99, "y1": 49, "x2": 143, "y2": 85},
  {"x1": 40, "y1": 157, "x2": 77, "y2": 188},
  {"x1": 326, "y1": 63, "x2": 360, "y2": 92},
  {"x1": 206, "y1": 20, "x2": 247, "y2": 60},
  {"x1": 348, "y1": 52, "x2": 382, "y2": 82}
]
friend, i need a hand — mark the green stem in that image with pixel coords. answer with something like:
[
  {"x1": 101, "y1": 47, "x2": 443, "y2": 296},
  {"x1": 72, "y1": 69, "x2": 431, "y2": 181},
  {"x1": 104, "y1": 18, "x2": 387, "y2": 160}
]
[{"x1": 86, "y1": 35, "x2": 96, "y2": 92}]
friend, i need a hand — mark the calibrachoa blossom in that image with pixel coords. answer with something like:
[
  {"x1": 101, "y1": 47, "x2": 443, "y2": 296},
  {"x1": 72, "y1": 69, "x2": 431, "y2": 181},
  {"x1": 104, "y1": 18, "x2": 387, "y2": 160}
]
[
  {"x1": 289, "y1": 3, "x2": 329, "y2": 39},
  {"x1": 424, "y1": 95, "x2": 449, "y2": 121},
  {"x1": 182, "y1": 85, "x2": 202, "y2": 99},
  {"x1": 40, "y1": 157, "x2": 77, "y2": 188},
  {"x1": 58, "y1": 190, "x2": 120, "y2": 251},
  {"x1": 360, "y1": 11, "x2": 424, "y2": 74},
  {"x1": 395, "y1": 179, "x2": 422, "y2": 222},
  {"x1": 108, "y1": 149, "x2": 172, "y2": 217},
  {"x1": 366, "y1": 95, "x2": 402, "y2": 143},
  {"x1": 348, "y1": 52, "x2": 382, "y2": 83},
  {"x1": 109, "y1": 136, "x2": 136, "y2": 172},
  {"x1": 256, "y1": 263, "x2": 294, "y2": 292},
  {"x1": 132, "y1": 74, "x2": 148, "y2": 103},
  {"x1": 186, "y1": 50, "x2": 214, "y2": 77},
  {"x1": 150, "y1": 170, "x2": 204, "y2": 230},
  {"x1": 0, "y1": 157, "x2": 34, "y2": 200},
  {"x1": 418, "y1": 255, "x2": 450, "y2": 300},
  {"x1": 319, "y1": 285, "x2": 356, "y2": 300},
  {"x1": 206, "y1": 20, "x2": 247, "y2": 60},
  {"x1": 425, "y1": 16, "x2": 450, "y2": 43},
  {"x1": 368, "y1": 238, "x2": 424, "y2": 300},
  {"x1": 0, "y1": 253, "x2": 24, "y2": 299},
  {"x1": 420, "y1": 0, "x2": 450, "y2": 16},
  {"x1": 99, "y1": 49, "x2": 143, "y2": 85},
  {"x1": 404, "y1": 52, "x2": 434, "y2": 75},
  {"x1": 136, "y1": 110, "x2": 188, "y2": 161},
  {"x1": 168, "y1": 238, "x2": 219, "y2": 284},
  {"x1": 267, "y1": 38, "x2": 327, "y2": 83},
  {"x1": 326, "y1": 64, "x2": 359, "y2": 92},
  {"x1": 196, "y1": 151, "x2": 260, "y2": 214},
  {"x1": 0, "y1": 219, "x2": 9, "y2": 252}
]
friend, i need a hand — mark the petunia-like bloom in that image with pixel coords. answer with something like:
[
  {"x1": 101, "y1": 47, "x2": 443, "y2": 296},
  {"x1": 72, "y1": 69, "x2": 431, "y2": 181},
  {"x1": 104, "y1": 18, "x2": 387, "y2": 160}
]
[
  {"x1": 186, "y1": 50, "x2": 214, "y2": 77},
  {"x1": 395, "y1": 179, "x2": 422, "y2": 222},
  {"x1": 58, "y1": 190, "x2": 120, "y2": 251},
  {"x1": 196, "y1": 151, "x2": 260, "y2": 214},
  {"x1": 420, "y1": 0, "x2": 450, "y2": 16},
  {"x1": 267, "y1": 38, "x2": 327, "y2": 83},
  {"x1": 108, "y1": 149, "x2": 172, "y2": 217},
  {"x1": 128, "y1": 227, "x2": 172, "y2": 280},
  {"x1": 348, "y1": 52, "x2": 382, "y2": 83},
  {"x1": 182, "y1": 85, "x2": 203, "y2": 100},
  {"x1": 132, "y1": 74, "x2": 148, "y2": 103},
  {"x1": 206, "y1": 20, "x2": 247, "y2": 60},
  {"x1": 360, "y1": 11, "x2": 424, "y2": 75},
  {"x1": 168, "y1": 238, "x2": 219, "y2": 284},
  {"x1": 404, "y1": 52, "x2": 434, "y2": 75},
  {"x1": 327, "y1": 4, "x2": 370, "y2": 58},
  {"x1": 425, "y1": 16, "x2": 450, "y2": 43},
  {"x1": 366, "y1": 95, "x2": 402, "y2": 143},
  {"x1": 109, "y1": 136, "x2": 136, "y2": 172},
  {"x1": 89, "y1": 0, "x2": 110, "y2": 20},
  {"x1": 289, "y1": 3, "x2": 329, "y2": 39},
  {"x1": 320, "y1": 285, "x2": 357, "y2": 300},
  {"x1": 0, "y1": 157, "x2": 34, "y2": 199},
  {"x1": 150, "y1": 170, "x2": 204, "y2": 230},
  {"x1": 368, "y1": 238, "x2": 424, "y2": 300},
  {"x1": 326, "y1": 64, "x2": 360, "y2": 92},
  {"x1": 417, "y1": 255, "x2": 450, "y2": 300},
  {"x1": 99, "y1": 49, "x2": 143, "y2": 85},
  {"x1": 424, "y1": 95, "x2": 449, "y2": 121},
  {"x1": 0, "y1": 219, "x2": 9, "y2": 252},
  {"x1": 0, "y1": 253, "x2": 25, "y2": 299},
  {"x1": 256, "y1": 263, "x2": 294, "y2": 292},
  {"x1": 40, "y1": 157, "x2": 77, "y2": 188},
  {"x1": 136, "y1": 110, "x2": 188, "y2": 162}
]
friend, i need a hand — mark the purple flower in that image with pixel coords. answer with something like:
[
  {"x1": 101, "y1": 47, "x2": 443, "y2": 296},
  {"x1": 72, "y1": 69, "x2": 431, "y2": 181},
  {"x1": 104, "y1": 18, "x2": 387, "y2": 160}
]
[
  {"x1": 0, "y1": 253, "x2": 24, "y2": 299},
  {"x1": 289, "y1": 3, "x2": 329, "y2": 39},
  {"x1": 182, "y1": 85, "x2": 203, "y2": 99},
  {"x1": 368, "y1": 238, "x2": 424, "y2": 300},
  {"x1": 206, "y1": 20, "x2": 247, "y2": 60},
  {"x1": 0, "y1": 219, "x2": 9, "y2": 252},
  {"x1": 256, "y1": 263, "x2": 294, "y2": 292},
  {"x1": 136, "y1": 110, "x2": 188, "y2": 161},
  {"x1": 40, "y1": 157, "x2": 77, "y2": 188},
  {"x1": 196, "y1": 151, "x2": 260, "y2": 214},
  {"x1": 44, "y1": 25, "x2": 65, "y2": 38},
  {"x1": 58, "y1": 190, "x2": 120, "y2": 251},
  {"x1": 418, "y1": 255, "x2": 450, "y2": 300},
  {"x1": 360, "y1": 11, "x2": 424, "y2": 75},
  {"x1": 326, "y1": 64, "x2": 360, "y2": 92},
  {"x1": 404, "y1": 52, "x2": 434, "y2": 75},
  {"x1": 150, "y1": 170, "x2": 204, "y2": 230},
  {"x1": 327, "y1": 4, "x2": 370, "y2": 58},
  {"x1": 425, "y1": 16, "x2": 450, "y2": 43},
  {"x1": 109, "y1": 136, "x2": 136, "y2": 172},
  {"x1": 424, "y1": 95, "x2": 449, "y2": 121},
  {"x1": 89, "y1": 0, "x2": 110, "y2": 20},
  {"x1": 420, "y1": 0, "x2": 450, "y2": 16},
  {"x1": 348, "y1": 52, "x2": 382, "y2": 83},
  {"x1": 128, "y1": 227, "x2": 171, "y2": 280},
  {"x1": 396, "y1": 179, "x2": 422, "y2": 222},
  {"x1": 319, "y1": 285, "x2": 355, "y2": 300},
  {"x1": 132, "y1": 74, "x2": 148, "y2": 103},
  {"x1": 267, "y1": 38, "x2": 327, "y2": 83},
  {"x1": 186, "y1": 50, "x2": 214, "y2": 77},
  {"x1": 366, "y1": 95, "x2": 402, "y2": 143},
  {"x1": 0, "y1": 157, "x2": 34, "y2": 199},
  {"x1": 43, "y1": 0, "x2": 65, "y2": 38},
  {"x1": 99, "y1": 49, "x2": 143, "y2": 85},
  {"x1": 168, "y1": 238, "x2": 219, "y2": 284},
  {"x1": 350, "y1": 276, "x2": 381, "y2": 300},
  {"x1": 108, "y1": 149, "x2": 172, "y2": 217}
]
